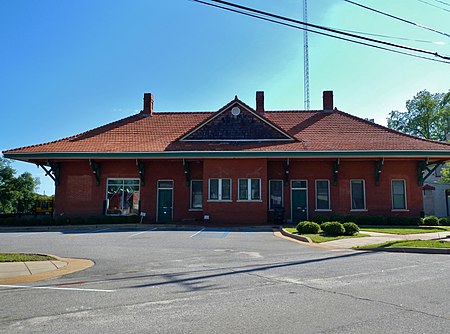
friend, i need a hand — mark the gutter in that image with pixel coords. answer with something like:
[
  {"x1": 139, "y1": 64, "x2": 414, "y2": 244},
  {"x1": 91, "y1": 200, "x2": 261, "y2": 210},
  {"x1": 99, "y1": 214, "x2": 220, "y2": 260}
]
[{"x1": 4, "y1": 150, "x2": 450, "y2": 162}]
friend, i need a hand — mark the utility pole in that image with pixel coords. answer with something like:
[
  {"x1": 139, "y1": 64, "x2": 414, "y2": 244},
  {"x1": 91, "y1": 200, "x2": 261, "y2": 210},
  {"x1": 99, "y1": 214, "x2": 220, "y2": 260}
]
[{"x1": 303, "y1": 0, "x2": 310, "y2": 110}]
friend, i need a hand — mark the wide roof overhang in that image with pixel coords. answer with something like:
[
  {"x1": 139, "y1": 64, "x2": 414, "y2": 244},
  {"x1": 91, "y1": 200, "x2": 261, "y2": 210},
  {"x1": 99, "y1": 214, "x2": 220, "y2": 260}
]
[{"x1": 4, "y1": 150, "x2": 450, "y2": 162}]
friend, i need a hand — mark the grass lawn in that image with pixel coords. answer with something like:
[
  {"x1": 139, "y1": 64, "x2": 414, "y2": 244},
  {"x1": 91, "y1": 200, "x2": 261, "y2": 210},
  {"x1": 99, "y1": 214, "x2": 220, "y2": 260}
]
[
  {"x1": 283, "y1": 227, "x2": 368, "y2": 243},
  {"x1": 359, "y1": 226, "x2": 450, "y2": 235},
  {"x1": 0, "y1": 253, "x2": 56, "y2": 262},
  {"x1": 355, "y1": 240, "x2": 450, "y2": 249}
]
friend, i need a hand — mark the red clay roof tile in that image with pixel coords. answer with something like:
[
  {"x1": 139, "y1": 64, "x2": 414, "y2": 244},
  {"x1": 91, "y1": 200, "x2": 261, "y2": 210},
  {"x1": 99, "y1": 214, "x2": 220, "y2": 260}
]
[{"x1": 4, "y1": 105, "x2": 450, "y2": 155}]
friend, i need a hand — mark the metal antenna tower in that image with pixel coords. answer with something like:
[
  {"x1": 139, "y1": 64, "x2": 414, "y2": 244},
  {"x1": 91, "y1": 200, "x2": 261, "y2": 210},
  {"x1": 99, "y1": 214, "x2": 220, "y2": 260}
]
[{"x1": 303, "y1": 0, "x2": 310, "y2": 110}]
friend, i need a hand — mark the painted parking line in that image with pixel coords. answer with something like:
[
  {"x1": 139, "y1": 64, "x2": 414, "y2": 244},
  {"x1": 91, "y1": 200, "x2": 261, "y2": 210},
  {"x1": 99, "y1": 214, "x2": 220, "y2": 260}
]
[
  {"x1": 128, "y1": 228, "x2": 158, "y2": 238},
  {"x1": 8, "y1": 233, "x2": 41, "y2": 238},
  {"x1": 190, "y1": 228, "x2": 206, "y2": 238},
  {"x1": 191, "y1": 228, "x2": 230, "y2": 238},
  {"x1": 0, "y1": 284, "x2": 115, "y2": 293}
]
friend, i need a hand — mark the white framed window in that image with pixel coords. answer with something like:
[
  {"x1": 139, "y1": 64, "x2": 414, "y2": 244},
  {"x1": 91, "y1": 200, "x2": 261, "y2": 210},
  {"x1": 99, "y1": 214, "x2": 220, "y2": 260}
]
[
  {"x1": 208, "y1": 178, "x2": 231, "y2": 201},
  {"x1": 269, "y1": 180, "x2": 283, "y2": 210},
  {"x1": 190, "y1": 180, "x2": 203, "y2": 210},
  {"x1": 350, "y1": 180, "x2": 366, "y2": 211},
  {"x1": 315, "y1": 180, "x2": 330, "y2": 210},
  {"x1": 106, "y1": 178, "x2": 140, "y2": 215},
  {"x1": 392, "y1": 179, "x2": 407, "y2": 210},
  {"x1": 238, "y1": 179, "x2": 261, "y2": 201}
]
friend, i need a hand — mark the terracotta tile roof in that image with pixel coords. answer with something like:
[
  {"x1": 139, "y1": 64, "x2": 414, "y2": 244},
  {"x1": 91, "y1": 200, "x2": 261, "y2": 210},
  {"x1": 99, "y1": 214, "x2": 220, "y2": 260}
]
[{"x1": 4, "y1": 106, "x2": 450, "y2": 155}]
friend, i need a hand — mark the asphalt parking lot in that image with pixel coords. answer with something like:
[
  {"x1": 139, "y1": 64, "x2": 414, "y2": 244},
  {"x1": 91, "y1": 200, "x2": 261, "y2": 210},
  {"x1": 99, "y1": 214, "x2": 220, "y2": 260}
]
[{"x1": 1, "y1": 227, "x2": 450, "y2": 333}]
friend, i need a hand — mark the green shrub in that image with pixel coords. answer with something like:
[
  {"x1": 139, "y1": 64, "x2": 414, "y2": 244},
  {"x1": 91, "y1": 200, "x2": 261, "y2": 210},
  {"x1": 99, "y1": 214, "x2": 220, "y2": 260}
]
[
  {"x1": 85, "y1": 216, "x2": 100, "y2": 225},
  {"x1": 296, "y1": 221, "x2": 309, "y2": 233},
  {"x1": 99, "y1": 215, "x2": 115, "y2": 224},
  {"x1": 69, "y1": 217, "x2": 85, "y2": 225},
  {"x1": 342, "y1": 222, "x2": 359, "y2": 236},
  {"x1": 296, "y1": 221, "x2": 320, "y2": 234},
  {"x1": 408, "y1": 217, "x2": 422, "y2": 226},
  {"x1": 358, "y1": 216, "x2": 387, "y2": 226},
  {"x1": 422, "y1": 216, "x2": 440, "y2": 226},
  {"x1": 40, "y1": 217, "x2": 54, "y2": 225},
  {"x1": 438, "y1": 217, "x2": 450, "y2": 226},
  {"x1": 321, "y1": 221, "x2": 345, "y2": 236},
  {"x1": 55, "y1": 216, "x2": 70, "y2": 225},
  {"x1": 328, "y1": 214, "x2": 345, "y2": 223}
]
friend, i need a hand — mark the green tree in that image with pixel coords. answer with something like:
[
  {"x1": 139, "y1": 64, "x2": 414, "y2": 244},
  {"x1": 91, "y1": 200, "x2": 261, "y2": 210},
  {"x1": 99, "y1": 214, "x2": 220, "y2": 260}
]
[
  {"x1": 387, "y1": 90, "x2": 450, "y2": 141},
  {"x1": 0, "y1": 157, "x2": 39, "y2": 213},
  {"x1": 387, "y1": 90, "x2": 450, "y2": 183}
]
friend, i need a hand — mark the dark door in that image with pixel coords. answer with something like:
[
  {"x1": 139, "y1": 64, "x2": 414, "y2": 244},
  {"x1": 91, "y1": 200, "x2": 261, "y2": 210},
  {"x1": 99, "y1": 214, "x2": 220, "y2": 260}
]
[
  {"x1": 291, "y1": 180, "x2": 308, "y2": 223},
  {"x1": 157, "y1": 188, "x2": 173, "y2": 222}
]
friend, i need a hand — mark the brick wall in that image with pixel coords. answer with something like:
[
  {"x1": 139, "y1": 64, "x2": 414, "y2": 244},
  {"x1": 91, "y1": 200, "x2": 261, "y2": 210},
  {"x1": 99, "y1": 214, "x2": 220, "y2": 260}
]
[{"x1": 54, "y1": 158, "x2": 423, "y2": 224}]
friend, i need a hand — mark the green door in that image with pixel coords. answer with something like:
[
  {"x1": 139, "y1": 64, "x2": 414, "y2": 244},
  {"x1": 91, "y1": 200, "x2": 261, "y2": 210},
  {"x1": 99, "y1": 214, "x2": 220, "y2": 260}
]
[
  {"x1": 157, "y1": 185, "x2": 173, "y2": 223},
  {"x1": 291, "y1": 180, "x2": 308, "y2": 223}
]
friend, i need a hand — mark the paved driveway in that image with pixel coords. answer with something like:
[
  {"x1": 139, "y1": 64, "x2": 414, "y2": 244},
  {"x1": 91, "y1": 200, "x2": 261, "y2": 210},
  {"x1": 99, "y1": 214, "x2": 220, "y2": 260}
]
[{"x1": 1, "y1": 227, "x2": 450, "y2": 333}]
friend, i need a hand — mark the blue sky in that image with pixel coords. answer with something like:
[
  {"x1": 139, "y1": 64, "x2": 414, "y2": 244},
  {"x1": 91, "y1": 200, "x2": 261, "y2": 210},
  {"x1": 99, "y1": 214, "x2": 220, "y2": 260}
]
[{"x1": 1, "y1": 0, "x2": 449, "y2": 195}]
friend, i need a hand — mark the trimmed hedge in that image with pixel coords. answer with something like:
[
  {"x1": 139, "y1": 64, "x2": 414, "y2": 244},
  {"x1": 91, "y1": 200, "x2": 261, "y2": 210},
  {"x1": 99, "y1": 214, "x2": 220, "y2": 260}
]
[
  {"x1": 438, "y1": 217, "x2": 450, "y2": 226},
  {"x1": 422, "y1": 216, "x2": 440, "y2": 226},
  {"x1": 296, "y1": 221, "x2": 320, "y2": 234},
  {"x1": 321, "y1": 221, "x2": 345, "y2": 236},
  {"x1": 342, "y1": 222, "x2": 359, "y2": 236}
]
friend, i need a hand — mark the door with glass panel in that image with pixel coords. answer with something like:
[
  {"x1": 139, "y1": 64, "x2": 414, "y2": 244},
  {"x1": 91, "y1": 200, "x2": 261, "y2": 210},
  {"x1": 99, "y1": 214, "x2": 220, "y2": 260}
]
[
  {"x1": 157, "y1": 180, "x2": 173, "y2": 222},
  {"x1": 291, "y1": 180, "x2": 308, "y2": 223}
]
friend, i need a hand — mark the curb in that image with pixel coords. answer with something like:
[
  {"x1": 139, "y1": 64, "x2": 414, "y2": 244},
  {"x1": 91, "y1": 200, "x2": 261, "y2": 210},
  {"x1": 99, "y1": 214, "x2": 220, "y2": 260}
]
[
  {"x1": 0, "y1": 255, "x2": 94, "y2": 284},
  {"x1": 279, "y1": 228, "x2": 450, "y2": 254},
  {"x1": 279, "y1": 227, "x2": 312, "y2": 243},
  {"x1": 353, "y1": 247, "x2": 450, "y2": 254}
]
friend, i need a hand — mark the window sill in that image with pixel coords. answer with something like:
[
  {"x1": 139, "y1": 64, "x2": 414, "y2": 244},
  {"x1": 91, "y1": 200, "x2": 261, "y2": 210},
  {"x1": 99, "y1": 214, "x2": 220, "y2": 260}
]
[
  {"x1": 315, "y1": 209, "x2": 332, "y2": 212},
  {"x1": 207, "y1": 200, "x2": 233, "y2": 203},
  {"x1": 236, "y1": 200, "x2": 263, "y2": 202},
  {"x1": 350, "y1": 209, "x2": 368, "y2": 212},
  {"x1": 391, "y1": 209, "x2": 409, "y2": 212},
  {"x1": 189, "y1": 209, "x2": 203, "y2": 212}
]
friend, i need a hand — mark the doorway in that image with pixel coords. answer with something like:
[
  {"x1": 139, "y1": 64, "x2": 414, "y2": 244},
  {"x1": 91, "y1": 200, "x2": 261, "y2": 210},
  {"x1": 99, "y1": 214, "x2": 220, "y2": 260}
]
[
  {"x1": 291, "y1": 180, "x2": 308, "y2": 223},
  {"x1": 157, "y1": 180, "x2": 173, "y2": 222}
]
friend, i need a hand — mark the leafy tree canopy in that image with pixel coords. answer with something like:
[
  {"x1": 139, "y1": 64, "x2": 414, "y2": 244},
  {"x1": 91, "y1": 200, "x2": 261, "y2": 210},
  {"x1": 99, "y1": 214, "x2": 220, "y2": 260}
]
[
  {"x1": 387, "y1": 90, "x2": 450, "y2": 183},
  {"x1": 387, "y1": 90, "x2": 450, "y2": 141},
  {"x1": 0, "y1": 157, "x2": 40, "y2": 214}
]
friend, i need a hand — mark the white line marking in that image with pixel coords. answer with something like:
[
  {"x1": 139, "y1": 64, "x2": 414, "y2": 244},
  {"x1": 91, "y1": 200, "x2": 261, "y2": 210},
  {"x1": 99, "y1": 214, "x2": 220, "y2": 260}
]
[
  {"x1": 92, "y1": 228, "x2": 111, "y2": 233},
  {"x1": 0, "y1": 284, "x2": 115, "y2": 292},
  {"x1": 190, "y1": 228, "x2": 206, "y2": 238},
  {"x1": 10, "y1": 233, "x2": 40, "y2": 238},
  {"x1": 128, "y1": 228, "x2": 158, "y2": 238}
]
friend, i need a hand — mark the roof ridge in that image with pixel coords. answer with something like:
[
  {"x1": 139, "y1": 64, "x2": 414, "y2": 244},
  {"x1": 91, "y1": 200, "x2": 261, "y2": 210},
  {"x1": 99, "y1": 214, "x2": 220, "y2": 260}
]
[{"x1": 335, "y1": 109, "x2": 450, "y2": 147}]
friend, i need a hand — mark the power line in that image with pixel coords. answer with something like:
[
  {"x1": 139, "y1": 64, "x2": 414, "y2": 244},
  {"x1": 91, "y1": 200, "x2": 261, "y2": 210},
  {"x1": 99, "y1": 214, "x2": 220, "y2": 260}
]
[
  {"x1": 416, "y1": 0, "x2": 450, "y2": 13},
  {"x1": 191, "y1": 0, "x2": 450, "y2": 63},
  {"x1": 430, "y1": 0, "x2": 450, "y2": 7},
  {"x1": 343, "y1": 0, "x2": 450, "y2": 38},
  {"x1": 335, "y1": 27, "x2": 446, "y2": 45}
]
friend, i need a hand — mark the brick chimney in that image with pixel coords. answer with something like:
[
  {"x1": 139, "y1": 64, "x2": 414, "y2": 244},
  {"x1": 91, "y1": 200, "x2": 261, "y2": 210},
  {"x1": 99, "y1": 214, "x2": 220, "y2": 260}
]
[
  {"x1": 323, "y1": 90, "x2": 333, "y2": 112},
  {"x1": 256, "y1": 91, "x2": 264, "y2": 114},
  {"x1": 142, "y1": 93, "x2": 154, "y2": 116}
]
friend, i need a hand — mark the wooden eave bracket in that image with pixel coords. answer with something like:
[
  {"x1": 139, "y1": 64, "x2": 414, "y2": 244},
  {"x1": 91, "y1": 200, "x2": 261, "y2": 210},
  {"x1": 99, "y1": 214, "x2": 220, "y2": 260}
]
[
  {"x1": 284, "y1": 159, "x2": 290, "y2": 186},
  {"x1": 37, "y1": 161, "x2": 60, "y2": 186},
  {"x1": 375, "y1": 159, "x2": 384, "y2": 186},
  {"x1": 183, "y1": 159, "x2": 191, "y2": 186},
  {"x1": 333, "y1": 159, "x2": 340, "y2": 186},
  {"x1": 418, "y1": 160, "x2": 444, "y2": 186},
  {"x1": 89, "y1": 160, "x2": 101, "y2": 186},
  {"x1": 137, "y1": 160, "x2": 145, "y2": 186}
]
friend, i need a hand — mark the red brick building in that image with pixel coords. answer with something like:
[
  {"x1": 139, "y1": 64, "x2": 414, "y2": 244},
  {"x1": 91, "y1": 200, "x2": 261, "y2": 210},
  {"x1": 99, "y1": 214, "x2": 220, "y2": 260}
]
[{"x1": 4, "y1": 91, "x2": 450, "y2": 224}]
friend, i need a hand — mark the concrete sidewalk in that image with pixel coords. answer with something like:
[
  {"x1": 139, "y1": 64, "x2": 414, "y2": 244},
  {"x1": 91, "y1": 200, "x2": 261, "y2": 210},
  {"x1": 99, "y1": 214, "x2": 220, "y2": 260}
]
[
  {"x1": 0, "y1": 260, "x2": 68, "y2": 279},
  {"x1": 321, "y1": 230, "x2": 450, "y2": 248},
  {"x1": 0, "y1": 256, "x2": 94, "y2": 284}
]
